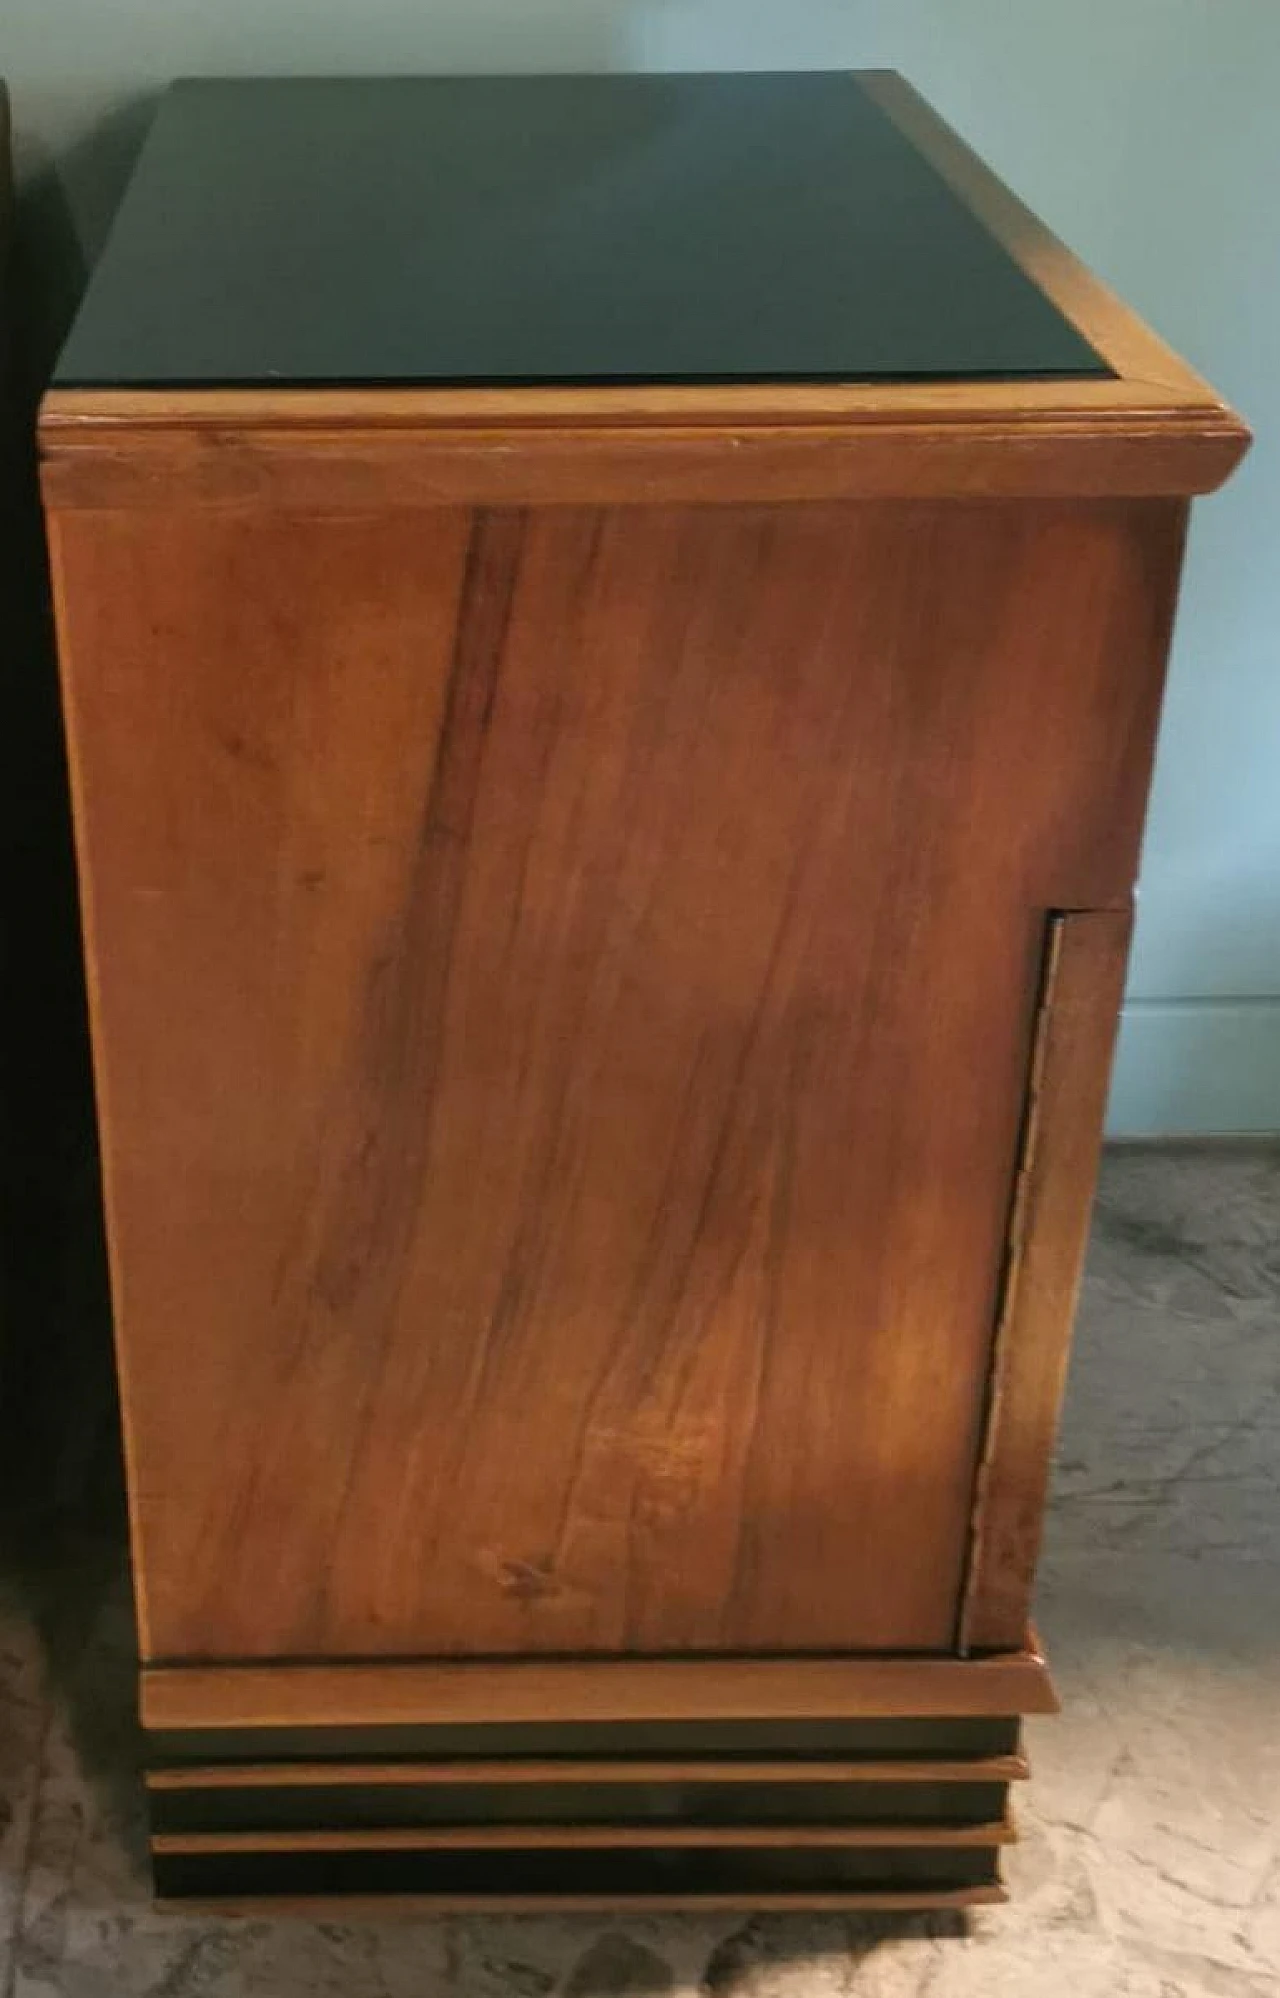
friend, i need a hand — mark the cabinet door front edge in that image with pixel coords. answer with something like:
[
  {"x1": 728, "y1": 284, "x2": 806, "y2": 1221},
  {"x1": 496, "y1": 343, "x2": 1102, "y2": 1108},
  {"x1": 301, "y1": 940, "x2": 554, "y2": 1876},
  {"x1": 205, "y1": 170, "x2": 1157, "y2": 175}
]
[{"x1": 959, "y1": 907, "x2": 1134, "y2": 1651}]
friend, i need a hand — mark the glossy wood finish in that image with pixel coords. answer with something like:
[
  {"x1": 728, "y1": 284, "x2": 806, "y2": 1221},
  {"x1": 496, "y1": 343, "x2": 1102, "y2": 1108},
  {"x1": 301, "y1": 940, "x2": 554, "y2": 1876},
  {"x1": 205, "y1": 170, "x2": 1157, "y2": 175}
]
[
  {"x1": 36, "y1": 394, "x2": 1243, "y2": 509},
  {"x1": 50, "y1": 500, "x2": 1183, "y2": 1663},
  {"x1": 41, "y1": 72, "x2": 1246, "y2": 1905},
  {"x1": 140, "y1": 1644, "x2": 1058, "y2": 1732},
  {"x1": 962, "y1": 910, "x2": 1136, "y2": 1648}
]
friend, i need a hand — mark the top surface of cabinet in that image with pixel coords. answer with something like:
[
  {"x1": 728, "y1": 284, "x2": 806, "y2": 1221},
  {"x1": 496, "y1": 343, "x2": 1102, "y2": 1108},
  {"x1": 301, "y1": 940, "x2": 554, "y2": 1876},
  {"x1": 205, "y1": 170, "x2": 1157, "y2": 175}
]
[{"x1": 53, "y1": 71, "x2": 1110, "y2": 389}]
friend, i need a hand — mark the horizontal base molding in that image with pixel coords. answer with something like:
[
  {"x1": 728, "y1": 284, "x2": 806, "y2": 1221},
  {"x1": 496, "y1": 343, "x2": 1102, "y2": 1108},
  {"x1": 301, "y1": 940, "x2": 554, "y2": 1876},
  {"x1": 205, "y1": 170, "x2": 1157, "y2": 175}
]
[
  {"x1": 142, "y1": 1637, "x2": 1057, "y2": 1734},
  {"x1": 149, "y1": 1752, "x2": 1032, "y2": 1787},
  {"x1": 143, "y1": 1638, "x2": 1052, "y2": 1908}
]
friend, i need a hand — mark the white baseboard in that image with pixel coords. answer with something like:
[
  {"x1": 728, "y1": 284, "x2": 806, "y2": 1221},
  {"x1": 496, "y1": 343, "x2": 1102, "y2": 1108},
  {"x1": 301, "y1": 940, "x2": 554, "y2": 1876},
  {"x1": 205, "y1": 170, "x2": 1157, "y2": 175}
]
[{"x1": 1107, "y1": 997, "x2": 1280, "y2": 1137}]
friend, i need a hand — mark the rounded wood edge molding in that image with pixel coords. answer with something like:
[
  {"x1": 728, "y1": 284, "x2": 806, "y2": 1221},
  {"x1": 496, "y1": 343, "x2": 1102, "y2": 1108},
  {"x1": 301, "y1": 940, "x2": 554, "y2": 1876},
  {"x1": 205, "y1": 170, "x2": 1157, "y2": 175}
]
[
  {"x1": 140, "y1": 1643, "x2": 1060, "y2": 1734},
  {"x1": 36, "y1": 403, "x2": 1248, "y2": 508},
  {"x1": 31, "y1": 376, "x2": 1231, "y2": 432}
]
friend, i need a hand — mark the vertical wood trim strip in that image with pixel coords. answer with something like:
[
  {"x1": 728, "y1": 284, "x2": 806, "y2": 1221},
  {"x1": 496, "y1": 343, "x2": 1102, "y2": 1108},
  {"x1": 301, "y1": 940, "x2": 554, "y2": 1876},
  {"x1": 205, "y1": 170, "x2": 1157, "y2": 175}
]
[{"x1": 960, "y1": 908, "x2": 1134, "y2": 1652}]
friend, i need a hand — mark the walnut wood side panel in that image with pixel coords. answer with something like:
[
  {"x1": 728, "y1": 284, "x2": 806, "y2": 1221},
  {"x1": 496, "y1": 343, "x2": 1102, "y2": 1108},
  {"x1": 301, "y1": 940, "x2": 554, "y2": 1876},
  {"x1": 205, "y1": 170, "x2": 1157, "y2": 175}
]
[
  {"x1": 48, "y1": 498, "x2": 1186, "y2": 1664},
  {"x1": 962, "y1": 909, "x2": 1135, "y2": 1648}
]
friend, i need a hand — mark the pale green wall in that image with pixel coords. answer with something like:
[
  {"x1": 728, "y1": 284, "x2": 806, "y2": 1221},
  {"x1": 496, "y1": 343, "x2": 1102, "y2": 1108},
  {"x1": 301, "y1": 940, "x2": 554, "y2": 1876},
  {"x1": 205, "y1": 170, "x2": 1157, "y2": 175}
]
[{"x1": 7, "y1": 1, "x2": 1278, "y2": 1132}]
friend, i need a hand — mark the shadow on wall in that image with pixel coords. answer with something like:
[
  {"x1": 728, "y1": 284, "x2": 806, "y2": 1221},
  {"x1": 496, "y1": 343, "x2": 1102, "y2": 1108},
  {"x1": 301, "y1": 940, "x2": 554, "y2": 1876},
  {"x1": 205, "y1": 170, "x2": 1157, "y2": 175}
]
[
  {"x1": 2, "y1": 30, "x2": 635, "y2": 1536},
  {"x1": 0, "y1": 16, "x2": 648, "y2": 1534},
  {"x1": 14, "y1": 97, "x2": 157, "y2": 363},
  {"x1": 0, "y1": 96, "x2": 159, "y2": 1540}
]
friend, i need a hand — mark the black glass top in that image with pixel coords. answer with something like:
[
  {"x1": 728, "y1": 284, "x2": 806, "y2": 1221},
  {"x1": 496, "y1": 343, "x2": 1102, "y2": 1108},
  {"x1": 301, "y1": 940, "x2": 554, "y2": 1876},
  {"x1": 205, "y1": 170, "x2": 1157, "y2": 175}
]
[{"x1": 54, "y1": 73, "x2": 1108, "y2": 390}]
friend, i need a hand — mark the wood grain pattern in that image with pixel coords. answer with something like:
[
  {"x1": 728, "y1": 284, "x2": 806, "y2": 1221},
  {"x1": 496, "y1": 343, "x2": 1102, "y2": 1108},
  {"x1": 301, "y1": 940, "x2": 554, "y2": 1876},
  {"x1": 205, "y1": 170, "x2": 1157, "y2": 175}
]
[
  {"x1": 51, "y1": 505, "x2": 476, "y2": 1658},
  {"x1": 38, "y1": 396, "x2": 1246, "y2": 510},
  {"x1": 51, "y1": 498, "x2": 1185, "y2": 1663},
  {"x1": 140, "y1": 1645, "x2": 1058, "y2": 1730},
  {"x1": 43, "y1": 76, "x2": 1244, "y2": 1906},
  {"x1": 962, "y1": 910, "x2": 1136, "y2": 1649},
  {"x1": 34, "y1": 380, "x2": 1215, "y2": 427}
]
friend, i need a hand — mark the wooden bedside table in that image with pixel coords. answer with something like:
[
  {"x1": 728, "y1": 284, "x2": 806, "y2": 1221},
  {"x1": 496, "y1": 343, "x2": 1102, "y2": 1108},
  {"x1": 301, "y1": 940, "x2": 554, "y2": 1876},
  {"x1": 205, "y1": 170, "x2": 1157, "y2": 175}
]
[{"x1": 40, "y1": 71, "x2": 1247, "y2": 1910}]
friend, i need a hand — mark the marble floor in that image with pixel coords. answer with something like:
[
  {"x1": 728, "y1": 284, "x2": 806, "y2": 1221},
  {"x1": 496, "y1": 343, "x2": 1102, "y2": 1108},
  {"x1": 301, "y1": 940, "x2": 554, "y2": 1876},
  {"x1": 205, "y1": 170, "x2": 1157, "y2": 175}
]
[{"x1": 0, "y1": 1142, "x2": 1277, "y2": 1996}]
